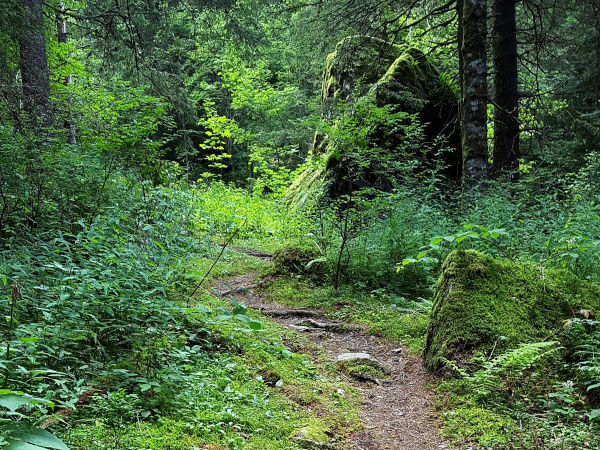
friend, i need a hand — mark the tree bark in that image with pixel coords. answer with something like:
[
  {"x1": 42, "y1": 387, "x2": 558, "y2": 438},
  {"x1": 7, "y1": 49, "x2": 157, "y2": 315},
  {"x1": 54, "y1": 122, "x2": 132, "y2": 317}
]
[
  {"x1": 461, "y1": 0, "x2": 488, "y2": 185},
  {"x1": 492, "y1": 0, "x2": 519, "y2": 173},
  {"x1": 457, "y1": 0, "x2": 464, "y2": 176},
  {"x1": 20, "y1": 0, "x2": 52, "y2": 128},
  {"x1": 57, "y1": 0, "x2": 77, "y2": 144}
]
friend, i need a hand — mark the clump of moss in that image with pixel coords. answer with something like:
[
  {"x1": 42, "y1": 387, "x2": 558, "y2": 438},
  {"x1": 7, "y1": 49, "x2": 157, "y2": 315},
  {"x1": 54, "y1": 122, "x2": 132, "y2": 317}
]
[
  {"x1": 336, "y1": 359, "x2": 388, "y2": 379},
  {"x1": 272, "y1": 247, "x2": 323, "y2": 276},
  {"x1": 424, "y1": 250, "x2": 600, "y2": 372},
  {"x1": 292, "y1": 418, "x2": 331, "y2": 447},
  {"x1": 441, "y1": 406, "x2": 513, "y2": 447}
]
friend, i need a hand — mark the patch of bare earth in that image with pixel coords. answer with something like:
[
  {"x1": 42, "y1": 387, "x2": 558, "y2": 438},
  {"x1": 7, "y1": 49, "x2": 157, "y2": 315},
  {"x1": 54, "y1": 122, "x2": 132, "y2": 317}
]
[{"x1": 212, "y1": 271, "x2": 446, "y2": 450}]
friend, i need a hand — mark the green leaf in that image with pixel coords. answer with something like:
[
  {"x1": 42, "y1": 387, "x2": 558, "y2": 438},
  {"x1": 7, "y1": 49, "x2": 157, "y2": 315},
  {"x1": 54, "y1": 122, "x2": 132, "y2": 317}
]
[
  {"x1": 6, "y1": 440, "x2": 48, "y2": 450},
  {"x1": 590, "y1": 409, "x2": 600, "y2": 420},
  {"x1": 7, "y1": 425, "x2": 68, "y2": 449},
  {"x1": 232, "y1": 300, "x2": 246, "y2": 315},
  {"x1": 249, "y1": 320, "x2": 262, "y2": 331},
  {"x1": 0, "y1": 393, "x2": 31, "y2": 412},
  {"x1": 306, "y1": 257, "x2": 327, "y2": 268}
]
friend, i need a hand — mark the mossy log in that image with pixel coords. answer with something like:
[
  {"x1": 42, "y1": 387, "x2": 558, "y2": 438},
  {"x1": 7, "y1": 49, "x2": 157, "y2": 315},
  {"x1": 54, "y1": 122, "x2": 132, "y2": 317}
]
[{"x1": 424, "y1": 250, "x2": 600, "y2": 372}]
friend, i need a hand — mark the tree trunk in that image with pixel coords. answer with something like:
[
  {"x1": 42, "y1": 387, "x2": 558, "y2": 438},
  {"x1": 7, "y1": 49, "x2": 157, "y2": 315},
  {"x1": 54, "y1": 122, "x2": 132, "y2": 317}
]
[
  {"x1": 461, "y1": 0, "x2": 488, "y2": 185},
  {"x1": 595, "y1": 0, "x2": 600, "y2": 103},
  {"x1": 20, "y1": 0, "x2": 52, "y2": 128},
  {"x1": 57, "y1": 0, "x2": 77, "y2": 144},
  {"x1": 492, "y1": 0, "x2": 519, "y2": 173},
  {"x1": 457, "y1": 0, "x2": 464, "y2": 177}
]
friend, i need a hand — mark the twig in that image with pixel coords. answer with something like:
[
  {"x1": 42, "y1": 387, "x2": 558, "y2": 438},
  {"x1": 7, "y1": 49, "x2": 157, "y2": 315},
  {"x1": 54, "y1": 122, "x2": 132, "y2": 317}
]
[{"x1": 189, "y1": 219, "x2": 247, "y2": 298}]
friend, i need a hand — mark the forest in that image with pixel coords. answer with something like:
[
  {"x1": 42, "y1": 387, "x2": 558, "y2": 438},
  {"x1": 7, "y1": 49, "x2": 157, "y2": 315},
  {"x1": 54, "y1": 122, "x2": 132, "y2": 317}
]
[{"x1": 1, "y1": 0, "x2": 600, "y2": 448}]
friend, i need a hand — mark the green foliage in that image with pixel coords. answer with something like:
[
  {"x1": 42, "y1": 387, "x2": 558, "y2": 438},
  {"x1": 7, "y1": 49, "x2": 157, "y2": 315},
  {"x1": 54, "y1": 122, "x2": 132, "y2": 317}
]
[
  {"x1": 464, "y1": 341, "x2": 562, "y2": 398},
  {"x1": 272, "y1": 247, "x2": 322, "y2": 276},
  {"x1": 564, "y1": 318, "x2": 600, "y2": 402},
  {"x1": 1, "y1": 0, "x2": 600, "y2": 447},
  {"x1": 440, "y1": 406, "x2": 513, "y2": 447},
  {"x1": 194, "y1": 181, "x2": 308, "y2": 247}
]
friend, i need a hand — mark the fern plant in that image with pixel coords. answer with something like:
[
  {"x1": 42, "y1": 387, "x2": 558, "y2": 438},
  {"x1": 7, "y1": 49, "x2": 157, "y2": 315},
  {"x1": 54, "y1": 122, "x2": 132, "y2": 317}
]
[
  {"x1": 565, "y1": 318, "x2": 600, "y2": 420},
  {"x1": 465, "y1": 341, "x2": 562, "y2": 398}
]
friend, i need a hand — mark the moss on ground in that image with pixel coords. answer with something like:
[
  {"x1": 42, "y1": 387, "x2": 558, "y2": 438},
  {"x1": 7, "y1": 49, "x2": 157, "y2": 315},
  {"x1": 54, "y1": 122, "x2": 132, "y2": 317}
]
[
  {"x1": 424, "y1": 250, "x2": 600, "y2": 372},
  {"x1": 261, "y1": 277, "x2": 429, "y2": 354},
  {"x1": 336, "y1": 359, "x2": 388, "y2": 379}
]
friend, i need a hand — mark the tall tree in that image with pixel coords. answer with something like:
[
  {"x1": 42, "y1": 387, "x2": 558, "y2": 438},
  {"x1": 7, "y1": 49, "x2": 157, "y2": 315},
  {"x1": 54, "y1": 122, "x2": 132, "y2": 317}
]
[
  {"x1": 460, "y1": 0, "x2": 488, "y2": 185},
  {"x1": 56, "y1": 0, "x2": 76, "y2": 144},
  {"x1": 491, "y1": 0, "x2": 519, "y2": 173},
  {"x1": 19, "y1": 0, "x2": 52, "y2": 127}
]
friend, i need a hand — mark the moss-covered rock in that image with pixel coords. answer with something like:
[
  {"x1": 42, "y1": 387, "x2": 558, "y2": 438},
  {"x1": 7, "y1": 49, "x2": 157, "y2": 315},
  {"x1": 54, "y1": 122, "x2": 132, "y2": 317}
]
[
  {"x1": 319, "y1": 36, "x2": 406, "y2": 127},
  {"x1": 424, "y1": 250, "x2": 600, "y2": 372},
  {"x1": 288, "y1": 36, "x2": 461, "y2": 207},
  {"x1": 272, "y1": 247, "x2": 322, "y2": 276}
]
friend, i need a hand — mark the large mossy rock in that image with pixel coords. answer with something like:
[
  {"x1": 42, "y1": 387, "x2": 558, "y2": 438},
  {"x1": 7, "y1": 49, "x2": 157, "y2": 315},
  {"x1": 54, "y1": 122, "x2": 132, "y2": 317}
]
[
  {"x1": 287, "y1": 36, "x2": 460, "y2": 207},
  {"x1": 424, "y1": 250, "x2": 600, "y2": 372}
]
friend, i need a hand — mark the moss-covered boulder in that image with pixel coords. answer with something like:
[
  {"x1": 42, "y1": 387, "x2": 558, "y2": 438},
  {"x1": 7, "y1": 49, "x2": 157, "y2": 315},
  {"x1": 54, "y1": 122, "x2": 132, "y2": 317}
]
[
  {"x1": 272, "y1": 247, "x2": 322, "y2": 276},
  {"x1": 424, "y1": 250, "x2": 600, "y2": 372},
  {"x1": 287, "y1": 36, "x2": 460, "y2": 206}
]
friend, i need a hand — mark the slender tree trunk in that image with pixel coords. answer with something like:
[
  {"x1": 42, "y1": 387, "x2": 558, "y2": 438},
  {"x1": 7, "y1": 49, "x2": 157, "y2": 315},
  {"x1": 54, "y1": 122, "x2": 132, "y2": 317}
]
[
  {"x1": 458, "y1": 0, "x2": 464, "y2": 112},
  {"x1": 492, "y1": 0, "x2": 519, "y2": 173},
  {"x1": 457, "y1": 0, "x2": 464, "y2": 176},
  {"x1": 20, "y1": 0, "x2": 52, "y2": 128},
  {"x1": 56, "y1": 0, "x2": 76, "y2": 144},
  {"x1": 595, "y1": 0, "x2": 600, "y2": 103},
  {"x1": 461, "y1": 0, "x2": 488, "y2": 185}
]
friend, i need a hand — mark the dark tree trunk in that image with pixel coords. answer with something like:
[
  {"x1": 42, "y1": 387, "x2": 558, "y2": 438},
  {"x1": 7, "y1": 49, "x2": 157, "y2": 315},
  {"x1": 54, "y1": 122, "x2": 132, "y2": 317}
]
[
  {"x1": 461, "y1": 0, "x2": 488, "y2": 185},
  {"x1": 57, "y1": 0, "x2": 76, "y2": 144},
  {"x1": 457, "y1": 0, "x2": 465, "y2": 172},
  {"x1": 492, "y1": 0, "x2": 519, "y2": 173},
  {"x1": 596, "y1": 0, "x2": 600, "y2": 103},
  {"x1": 19, "y1": 0, "x2": 52, "y2": 128}
]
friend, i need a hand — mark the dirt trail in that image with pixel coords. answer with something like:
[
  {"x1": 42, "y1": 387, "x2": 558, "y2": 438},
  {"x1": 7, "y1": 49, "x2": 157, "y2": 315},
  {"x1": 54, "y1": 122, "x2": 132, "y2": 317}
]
[{"x1": 213, "y1": 269, "x2": 446, "y2": 450}]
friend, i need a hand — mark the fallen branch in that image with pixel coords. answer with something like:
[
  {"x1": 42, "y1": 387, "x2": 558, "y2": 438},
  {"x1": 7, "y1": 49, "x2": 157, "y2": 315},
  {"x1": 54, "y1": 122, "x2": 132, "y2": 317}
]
[
  {"x1": 349, "y1": 372, "x2": 381, "y2": 385},
  {"x1": 236, "y1": 248, "x2": 273, "y2": 259}
]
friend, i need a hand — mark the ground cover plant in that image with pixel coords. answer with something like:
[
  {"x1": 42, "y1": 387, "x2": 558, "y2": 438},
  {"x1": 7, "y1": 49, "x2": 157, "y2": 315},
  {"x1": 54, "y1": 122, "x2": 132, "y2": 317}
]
[{"x1": 2, "y1": 0, "x2": 600, "y2": 448}]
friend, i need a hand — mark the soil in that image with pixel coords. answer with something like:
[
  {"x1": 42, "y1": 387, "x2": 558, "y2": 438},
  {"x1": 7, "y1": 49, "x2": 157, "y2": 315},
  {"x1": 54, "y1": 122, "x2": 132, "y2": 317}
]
[{"x1": 213, "y1": 271, "x2": 447, "y2": 450}]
